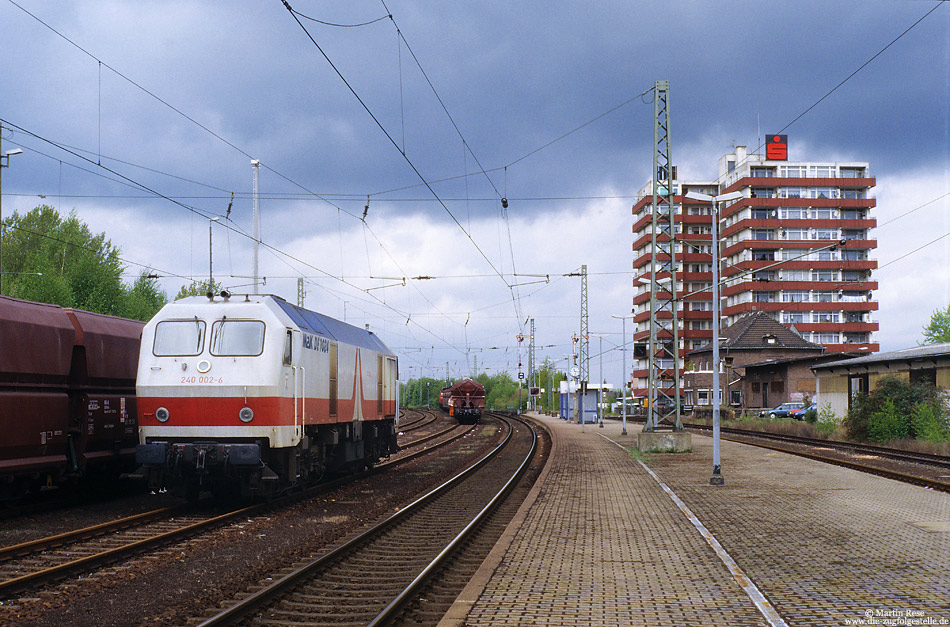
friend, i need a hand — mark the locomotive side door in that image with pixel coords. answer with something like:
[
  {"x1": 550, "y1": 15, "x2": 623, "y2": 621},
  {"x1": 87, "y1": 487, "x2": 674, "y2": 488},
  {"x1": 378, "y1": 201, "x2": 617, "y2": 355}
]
[{"x1": 283, "y1": 328, "x2": 303, "y2": 439}]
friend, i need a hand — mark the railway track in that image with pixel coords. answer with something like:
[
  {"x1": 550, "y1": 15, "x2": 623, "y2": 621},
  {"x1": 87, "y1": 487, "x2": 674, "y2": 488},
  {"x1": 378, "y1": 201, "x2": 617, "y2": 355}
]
[
  {"x1": 685, "y1": 421, "x2": 950, "y2": 492},
  {"x1": 0, "y1": 411, "x2": 485, "y2": 604},
  {"x1": 0, "y1": 503, "x2": 252, "y2": 596},
  {"x1": 191, "y1": 413, "x2": 539, "y2": 627}
]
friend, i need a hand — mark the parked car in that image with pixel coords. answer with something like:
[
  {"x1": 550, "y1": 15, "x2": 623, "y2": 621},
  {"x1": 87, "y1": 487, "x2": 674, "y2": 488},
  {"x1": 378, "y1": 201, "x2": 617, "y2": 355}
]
[
  {"x1": 759, "y1": 402, "x2": 806, "y2": 419},
  {"x1": 788, "y1": 404, "x2": 813, "y2": 420}
]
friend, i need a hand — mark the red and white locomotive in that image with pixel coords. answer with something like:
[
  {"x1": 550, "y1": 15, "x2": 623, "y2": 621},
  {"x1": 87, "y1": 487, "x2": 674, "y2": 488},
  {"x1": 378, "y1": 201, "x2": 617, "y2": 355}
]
[{"x1": 135, "y1": 294, "x2": 399, "y2": 499}]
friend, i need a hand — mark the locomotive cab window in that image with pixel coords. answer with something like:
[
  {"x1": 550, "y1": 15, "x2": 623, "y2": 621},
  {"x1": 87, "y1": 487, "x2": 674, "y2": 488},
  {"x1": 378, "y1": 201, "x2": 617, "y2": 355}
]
[
  {"x1": 210, "y1": 320, "x2": 265, "y2": 356},
  {"x1": 153, "y1": 319, "x2": 207, "y2": 356}
]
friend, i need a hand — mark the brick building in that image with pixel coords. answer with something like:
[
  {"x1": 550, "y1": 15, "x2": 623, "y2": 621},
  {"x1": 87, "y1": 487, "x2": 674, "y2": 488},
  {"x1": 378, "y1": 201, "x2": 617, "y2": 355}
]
[{"x1": 683, "y1": 311, "x2": 825, "y2": 410}]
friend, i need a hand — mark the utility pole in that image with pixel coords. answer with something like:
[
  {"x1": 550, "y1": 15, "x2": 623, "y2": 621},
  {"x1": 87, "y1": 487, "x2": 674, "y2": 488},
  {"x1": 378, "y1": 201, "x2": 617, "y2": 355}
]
[{"x1": 251, "y1": 159, "x2": 261, "y2": 294}]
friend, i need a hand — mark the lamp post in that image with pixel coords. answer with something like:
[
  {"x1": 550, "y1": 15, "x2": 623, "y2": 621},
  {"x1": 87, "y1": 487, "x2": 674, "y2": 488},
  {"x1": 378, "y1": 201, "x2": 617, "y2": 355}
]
[
  {"x1": 684, "y1": 190, "x2": 742, "y2": 486},
  {"x1": 0, "y1": 124, "x2": 24, "y2": 296}
]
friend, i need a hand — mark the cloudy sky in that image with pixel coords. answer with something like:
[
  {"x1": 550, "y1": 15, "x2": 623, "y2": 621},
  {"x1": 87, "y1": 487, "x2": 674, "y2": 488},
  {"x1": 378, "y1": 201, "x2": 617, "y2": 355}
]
[{"x1": 1, "y1": 1, "x2": 948, "y2": 386}]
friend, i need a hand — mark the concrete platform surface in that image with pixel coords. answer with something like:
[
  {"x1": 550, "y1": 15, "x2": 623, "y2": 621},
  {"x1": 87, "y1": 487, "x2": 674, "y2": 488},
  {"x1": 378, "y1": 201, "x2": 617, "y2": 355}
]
[{"x1": 439, "y1": 413, "x2": 950, "y2": 627}]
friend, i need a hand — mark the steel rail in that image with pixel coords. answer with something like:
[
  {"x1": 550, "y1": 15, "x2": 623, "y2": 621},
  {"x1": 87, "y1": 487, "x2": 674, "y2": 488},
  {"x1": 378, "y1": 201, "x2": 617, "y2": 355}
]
[
  {"x1": 0, "y1": 504, "x2": 258, "y2": 595},
  {"x1": 368, "y1": 414, "x2": 537, "y2": 626},
  {"x1": 0, "y1": 505, "x2": 183, "y2": 561},
  {"x1": 195, "y1": 413, "x2": 529, "y2": 627}
]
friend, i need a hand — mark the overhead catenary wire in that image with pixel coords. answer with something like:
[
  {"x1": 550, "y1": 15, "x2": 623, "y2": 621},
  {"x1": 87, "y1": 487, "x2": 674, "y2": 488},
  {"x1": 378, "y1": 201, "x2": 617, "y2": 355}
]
[{"x1": 278, "y1": 0, "x2": 513, "y2": 293}]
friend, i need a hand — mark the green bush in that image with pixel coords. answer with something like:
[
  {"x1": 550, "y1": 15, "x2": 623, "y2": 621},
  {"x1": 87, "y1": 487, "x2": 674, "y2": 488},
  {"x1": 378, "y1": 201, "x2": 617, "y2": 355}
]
[
  {"x1": 844, "y1": 375, "x2": 941, "y2": 442},
  {"x1": 867, "y1": 398, "x2": 908, "y2": 443},
  {"x1": 802, "y1": 406, "x2": 818, "y2": 423},
  {"x1": 911, "y1": 400, "x2": 950, "y2": 443},
  {"x1": 815, "y1": 403, "x2": 837, "y2": 436}
]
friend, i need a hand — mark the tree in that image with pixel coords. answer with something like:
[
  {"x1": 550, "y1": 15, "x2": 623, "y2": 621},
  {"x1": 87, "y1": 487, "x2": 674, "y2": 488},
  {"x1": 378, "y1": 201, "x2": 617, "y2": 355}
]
[
  {"x1": 1, "y1": 205, "x2": 166, "y2": 320},
  {"x1": 176, "y1": 279, "x2": 223, "y2": 301},
  {"x1": 921, "y1": 304, "x2": 950, "y2": 344}
]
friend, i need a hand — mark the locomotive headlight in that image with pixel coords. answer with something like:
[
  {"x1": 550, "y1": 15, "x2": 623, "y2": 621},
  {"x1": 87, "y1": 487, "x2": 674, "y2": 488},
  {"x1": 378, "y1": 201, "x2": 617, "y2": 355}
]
[
  {"x1": 155, "y1": 407, "x2": 170, "y2": 423},
  {"x1": 239, "y1": 407, "x2": 254, "y2": 423}
]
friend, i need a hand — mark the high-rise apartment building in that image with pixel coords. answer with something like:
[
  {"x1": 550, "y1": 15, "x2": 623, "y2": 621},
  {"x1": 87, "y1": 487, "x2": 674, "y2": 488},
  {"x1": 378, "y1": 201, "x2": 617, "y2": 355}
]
[{"x1": 630, "y1": 141, "x2": 878, "y2": 401}]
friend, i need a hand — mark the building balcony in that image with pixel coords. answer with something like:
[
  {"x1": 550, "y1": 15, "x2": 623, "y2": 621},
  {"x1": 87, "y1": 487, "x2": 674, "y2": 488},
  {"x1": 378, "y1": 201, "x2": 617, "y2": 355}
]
[
  {"x1": 722, "y1": 301, "x2": 879, "y2": 317},
  {"x1": 723, "y1": 176, "x2": 876, "y2": 191},
  {"x1": 721, "y1": 280, "x2": 879, "y2": 297}
]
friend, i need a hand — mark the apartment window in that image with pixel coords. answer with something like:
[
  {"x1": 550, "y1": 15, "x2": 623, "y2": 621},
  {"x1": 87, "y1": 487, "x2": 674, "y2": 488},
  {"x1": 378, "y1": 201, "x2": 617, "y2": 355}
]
[
  {"x1": 783, "y1": 228, "x2": 808, "y2": 240},
  {"x1": 814, "y1": 228, "x2": 838, "y2": 240},
  {"x1": 810, "y1": 166, "x2": 833, "y2": 178},
  {"x1": 783, "y1": 290, "x2": 809, "y2": 302},
  {"x1": 813, "y1": 208, "x2": 836, "y2": 219},
  {"x1": 781, "y1": 187, "x2": 805, "y2": 199},
  {"x1": 690, "y1": 225, "x2": 711, "y2": 235},
  {"x1": 784, "y1": 312, "x2": 807, "y2": 324},
  {"x1": 841, "y1": 209, "x2": 866, "y2": 219},
  {"x1": 690, "y1": 301, "x2": 712, "y2": 311},
  {"x1": 782, "y1": 269, "x2": 809, "y2": 281},
  {"x1": 813, "y1": 270, "x2": 838, "y2": 282},
  {"x1": 813, "y1": 187, "x2": 838, "y2": 199},
  {"x1": 690, "y1": 320, "x2": 711, "y2": 330},
  {"x1": 842, "y1": 270, "x2": 865, "y2": 282},
  {"x1": 753, "y1": 291, "x2": 777, "y2": 303},
  {"x1": 783, "y1": 249, "x2": 808, "y2": 261},
  {"x1": 844, "y1": 312, "x2": 865, "y2": 323},
  {"x1": 842, "y1": 250, "x2": 867, "y2": 261},
  {"x1": 689, "y1": 207, "x2": 711, "y2": 215},
  {"x1": 751, "y1": 187, "x2": 775, "y2": 199},
  {"x1": 842, "y1": 291, "x2": 870, "y2": 303},
  {"x1": 840, "y1": 189, "x2": 865, "y2": 200},
  {"x1": 842, "y1": 229, "x2": 865, "y2": 241},
  {"x1": 752, "y1": 271, "x2": 776, "y2": 281},
  {"x1": 781, "y1": 207, "x2": 808, "y2": 219},
  {"x1": 781, "y1": 166, "x2": 806, "y2": 177},
  {"x1": 816, "y1": 291, "x2": 836, "y2": 302},
  {"x1": 817, "y1": 249, "x2": 839, "y2": 261},
  {"x1": 752, "y1": 250, "x2": 775, "y2": 261},
  {"x1": 813, "y1": 332, "x2": 839, "y2": 344},
  {"x1": 752, "y1": 229, "x2": 774, "y2": 241},
  {"x1": 839, "y1": 167, "x2": 866, "y2": 178},
  {"x1": 813, "y1": 312, "x2": 839, "y2": 323},
  {"x1": 752, "y1": 208, "x2": 777, "y2": 219},
  {"x1": 751, "y1": 167, "x2": 774, "y2": 177}
]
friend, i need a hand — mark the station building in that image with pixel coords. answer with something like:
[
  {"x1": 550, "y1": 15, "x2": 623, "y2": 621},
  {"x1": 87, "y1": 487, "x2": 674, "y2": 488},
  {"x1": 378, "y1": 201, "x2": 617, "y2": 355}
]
[{"x1": 631, "y1": 138, "x2": 879, "y2": 405}]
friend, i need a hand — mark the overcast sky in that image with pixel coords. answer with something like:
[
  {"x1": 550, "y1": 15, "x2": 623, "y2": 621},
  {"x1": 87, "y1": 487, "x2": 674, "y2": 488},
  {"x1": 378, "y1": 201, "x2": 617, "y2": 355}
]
[{"x1": 1, "y1": 1, "x2": 948, "y2": 386}]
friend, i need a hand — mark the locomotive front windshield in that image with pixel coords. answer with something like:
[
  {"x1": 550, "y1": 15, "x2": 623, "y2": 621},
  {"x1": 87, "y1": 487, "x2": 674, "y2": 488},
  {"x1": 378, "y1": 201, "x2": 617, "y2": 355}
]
[
  {"x1": 210, "y1": 320, "x2": 265, "y2": 356},
  {"x1": 153, "y1": 319, "x2": 207, "y2": 356}
]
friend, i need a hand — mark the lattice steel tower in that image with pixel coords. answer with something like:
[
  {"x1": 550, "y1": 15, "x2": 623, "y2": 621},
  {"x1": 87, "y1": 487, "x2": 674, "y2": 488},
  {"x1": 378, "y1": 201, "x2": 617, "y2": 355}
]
[
  {"x1": 528, "y1": 318, "x2": 536, "y2": 410},
  {"x1": 579, "y1": 264, "x2": 589, "y2": 385},
  {"x1": 645, "y1": 80, "x2": 683, "y2": 432}
]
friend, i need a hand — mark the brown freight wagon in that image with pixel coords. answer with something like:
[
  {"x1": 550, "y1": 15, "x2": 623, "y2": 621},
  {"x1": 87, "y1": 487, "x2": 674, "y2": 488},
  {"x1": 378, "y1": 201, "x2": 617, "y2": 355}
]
[
  {"x1": 446, "y1": 378, "x2": 485, "y2": 424},
  {"x1": 0, "y1": 296, "x2": 142, "y2": 499}
]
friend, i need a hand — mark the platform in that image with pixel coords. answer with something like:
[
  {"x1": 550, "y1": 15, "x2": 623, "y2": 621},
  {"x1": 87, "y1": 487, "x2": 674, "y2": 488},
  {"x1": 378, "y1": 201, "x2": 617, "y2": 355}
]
[{"x1": 439, "y1": 413, "x2": 950, "y2": 627}]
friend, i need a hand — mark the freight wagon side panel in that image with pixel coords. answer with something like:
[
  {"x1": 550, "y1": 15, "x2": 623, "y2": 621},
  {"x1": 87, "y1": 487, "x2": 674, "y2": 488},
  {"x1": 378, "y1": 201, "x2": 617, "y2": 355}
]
[
  {"x1": 0, "y1": 391, "x2": 71, "y2": 473},
  {"x1": 0, "y1": 296, "x2": 74, "y2": 378},
  {"x1": 67, "y1": 309, "x2": 144, "y2": 383}
]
